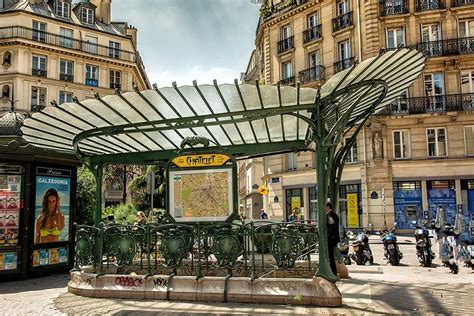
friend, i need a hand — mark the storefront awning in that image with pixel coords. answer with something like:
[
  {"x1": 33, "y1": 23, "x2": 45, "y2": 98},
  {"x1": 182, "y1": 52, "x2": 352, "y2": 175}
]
[{"x1": 21, "y1": 48, "x2": 425, "y2": 164}]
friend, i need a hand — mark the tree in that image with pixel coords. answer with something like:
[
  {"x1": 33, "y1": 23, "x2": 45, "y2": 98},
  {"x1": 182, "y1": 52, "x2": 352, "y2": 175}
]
[{"x1": 76, "y1": 166, "x2": 96, "y2": 225}]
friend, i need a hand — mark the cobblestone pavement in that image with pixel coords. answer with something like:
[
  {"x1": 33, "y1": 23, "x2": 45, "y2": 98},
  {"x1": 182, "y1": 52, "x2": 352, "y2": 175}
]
[{"x1": 1, "y1": 236, "x2": 473, "y2": 315}]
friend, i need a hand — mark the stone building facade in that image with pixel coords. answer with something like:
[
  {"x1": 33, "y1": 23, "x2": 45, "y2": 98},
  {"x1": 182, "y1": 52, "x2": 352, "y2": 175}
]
[{"x1": 240, "y1": 0, "x2": 474, "y2": 231}]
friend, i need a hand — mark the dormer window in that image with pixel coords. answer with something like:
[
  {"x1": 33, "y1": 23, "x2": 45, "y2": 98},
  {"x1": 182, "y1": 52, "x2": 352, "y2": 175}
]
[
  {"x1": 82, "y1": 7, "x2": 94, "y2": 24},
  {"x1": 56, "y1": 1, "x2": 70, "y2": 19}
]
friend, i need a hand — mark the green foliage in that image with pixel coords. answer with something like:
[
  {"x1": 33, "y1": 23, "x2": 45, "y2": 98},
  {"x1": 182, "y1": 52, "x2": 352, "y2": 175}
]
[
  {"x1": 103, "y1": 204, "x2": 137, "y2": 225},
  {"x1": 128, "y1": 165, "x2": 166, "y2": 212},
  {"x1": 76, "y1": 166, "x2": 96, "y2": 225}
]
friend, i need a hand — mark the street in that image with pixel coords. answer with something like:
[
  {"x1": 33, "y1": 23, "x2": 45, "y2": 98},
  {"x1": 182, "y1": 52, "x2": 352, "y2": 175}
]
[{"x1": 0, "y1": 236, "x2": 473, "y2": 315}]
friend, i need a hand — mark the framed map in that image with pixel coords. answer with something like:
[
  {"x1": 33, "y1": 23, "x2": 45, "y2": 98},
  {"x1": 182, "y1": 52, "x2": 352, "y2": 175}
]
[{"x1": 169, "y1": 168, "x2": 233, "y2": 222}]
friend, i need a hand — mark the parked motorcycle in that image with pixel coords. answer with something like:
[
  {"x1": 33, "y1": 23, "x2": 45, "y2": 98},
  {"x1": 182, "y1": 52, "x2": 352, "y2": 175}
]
[
  {"x1": 459, "y1": 243, "x2": 474, "y2": 269},
  {"x1": 381, "y1": 226, "x2": 403, "y2": 266},
  {"x1": 412, "y1": 220, "x2": 434, "y2": 267},
  {"x1": 337, "y1": 229, "x2": 353, "y2": 265},
  {"x1": 439, "y1": 223, "x2": 459, "y2": 274},
  {"x1": 350, "y1": 230, "x2": 373, "y2": 265}
]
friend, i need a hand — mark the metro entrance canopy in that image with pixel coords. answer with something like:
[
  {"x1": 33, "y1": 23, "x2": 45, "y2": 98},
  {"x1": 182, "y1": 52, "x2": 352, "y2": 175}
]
[{"x1": 21, "y1": 48, "x2": 426, "y2": 282}]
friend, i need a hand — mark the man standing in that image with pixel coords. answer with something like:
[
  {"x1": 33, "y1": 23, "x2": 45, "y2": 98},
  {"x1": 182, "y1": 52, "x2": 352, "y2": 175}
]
[
  {"x1": 259, "y1": 209, "x2": 268, "y2": 220},
  {"x1": 326, "y1": 202, "x2": 340, "y2": 276}
]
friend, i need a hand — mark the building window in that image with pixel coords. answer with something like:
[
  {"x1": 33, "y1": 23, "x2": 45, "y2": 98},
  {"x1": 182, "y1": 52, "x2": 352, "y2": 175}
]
[
  {"x1": 2, "y1": 85, "x2": 10, "y2": 98},
  {"x1": 424, "y1": 73, "x2": 445, "y2": 111},
  {"x1": 59, "y1": 59, "x2": 74, "y2": 82},
  {"x1": 338, "y1": 40, "x2": 351, "y2": 60},
  {"x1": 56, "y1": 0, "x2": 70, "y2": 18},
  {"x1": 32, "y1": 21, "x2": 46, "y2": 42},
  {"x1": 2, "y1": 51, "x2": 11, "y2": 66},
  {"x1": 459, "y1": 20, "x2": 474, "y2": 38},
  {"x1": 287, "y1": 152, "x2": 297, "y2": 170},
  {"x1": 393, "y1": 130, "x2": 411, "y2": 159},
  {"x1": 461, "y1": 70, "x2": 474, "y2": 93},
  {"x1": 81, "y1": 7, "x2": 94, "y2": 24},
  {"x1": 386, "y1": 28, "x2": 405, "y2": 49},
  {"x1": 85, "y1": 64, "x2": 99, "y2": 87},
  {"x1": 31, "y1": 86, "x2": 46, "y2": 111},
  {"x1": 307, "y1": 12, "x2": 319, "y2": 28},
  {"x1": 84, "y1": 35, "x2": 98, "y2": 54},
  {"x1": 336, "y1": 0, "x2": 349, "y2": 15},
  {"x1": 109, "y1": 70, "x2": 121, "y2": 90},
  {"x1": 308, "y1": 50, "x2": 321, "y2": 68},
  {"x1": 465, "y1": 126, "x2": 474, "y2": 156},
  {"x1": 59, "y1": 27, "x2": 73, "y2": 48},
  {"x1": 427, "y1": 127, "x2": 447, "y2": 157},
  {"x1": 281, "y1": 61, "x2": 293, "y2": 80},
  {"x1": 345, "y1": 137, "x2": 358, "y2": 163},
  {"x1": 109, "y1": 41, "x2": 121, "y2": 59},
  {"x1": 32, "y1": 55, "x2": 47, "y2": 77},
  {"x1": 58, "y1": 91, "x2": 73, "y2": 105},
  {"x1": 281, "y1": 24, "x2": 292, "y2": 40},
  {"x1": 421, "y1": 24, "x2": 441, "y2": 55}
]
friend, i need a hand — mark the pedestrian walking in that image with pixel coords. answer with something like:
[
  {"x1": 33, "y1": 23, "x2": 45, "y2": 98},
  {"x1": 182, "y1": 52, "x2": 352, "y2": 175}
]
[{"x1": 259, "y1": 209, "x2": 268, "y2": 220}]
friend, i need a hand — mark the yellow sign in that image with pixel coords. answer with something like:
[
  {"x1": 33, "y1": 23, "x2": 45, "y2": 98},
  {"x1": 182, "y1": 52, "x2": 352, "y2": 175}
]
[
  {"x1": 172, "y1": 154, "x2": 231, "y2": 168},
  {"x1": 291, "y1": 196, "x2": 301, "y2": 210},
  {"x1": 258, "y1": 181, "x2": 268, "y2": 195},
  {"x1": 347, "y1": 193, "x2": 359, "y2": 227}
]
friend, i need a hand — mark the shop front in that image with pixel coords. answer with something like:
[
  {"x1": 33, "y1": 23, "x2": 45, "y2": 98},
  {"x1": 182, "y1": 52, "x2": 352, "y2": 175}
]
[
  {"x1": 427, "y1": 180, "x2": 456, "y2": 225},
  {"x1": 393, "y1": 181, "x2": 423, "y2": 229},
  {"x1": 339, "y1": 184, "x2": 362, "y2": 228}
]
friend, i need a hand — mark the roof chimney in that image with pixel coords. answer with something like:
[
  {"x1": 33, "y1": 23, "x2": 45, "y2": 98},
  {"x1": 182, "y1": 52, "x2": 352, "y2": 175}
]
[
  {"x1": 126, "y1": 25, "x2": 137, "y2": 48},
  {"x1": 91, "y1": 0, "x2": 111, "y2": 24}
]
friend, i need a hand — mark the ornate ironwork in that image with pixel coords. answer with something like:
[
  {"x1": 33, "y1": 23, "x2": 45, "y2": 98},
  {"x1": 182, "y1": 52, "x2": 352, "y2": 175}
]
[
  {"x1": 32, "y1": 68, "x2": 47, "y2": 78},
  {"x1": 271, "y1": 225, "x2": 303, "y2": 268},
  {"x1": 453, "y1": 0, "x2": 474, "y2": 6},
  {"x1": 180, "y1": 136, "x2": 211, "y2": 149},
  {"x1": 303, "y1": 25, "x2": 322, "y2": 44},
  {"x1": 60, "y1": 73, "x2": 74, "y2": 82},
  {"x1": 154, "y1": 224, "x2": 194, "y2": 268},
  {"x1": 103, "y1": 225, "x2": 143, "y2": 266},
  {"x1": 415, "y1": 0, "x2": 444, "y2": 11},
  {"x1": 334, "y1": 57, "x2": 355, "y2": 73},
  {"x1": 299, "y1": 66, "x2": 325, "y2": 84},
  {"x1": 379, "y1": 0, "x2": 409, "y2": 16},
  {"x1": 73, "y1": 225, "x2": 99, "y2": 269},
  {"x1": 416, "y1": 37, "x2": 474, "y2": 57},
  {"x1": 204, "y1": 224, "x2": 243, "y2": 268},
  {"x1": 332, "y1": 12, "x2": 353, "y2": 32},
  {"x1": 278, "y1": 76, "x2": 295, "y2": 87},
  {"x1": 277, "y1": 36, "x2": 294, "y2": 54}
]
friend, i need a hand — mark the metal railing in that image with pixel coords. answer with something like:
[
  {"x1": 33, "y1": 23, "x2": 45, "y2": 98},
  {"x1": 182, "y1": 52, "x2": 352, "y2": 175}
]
[
  {"x1": 278, "y1": 76, "x2": 296, "y2": 86},
  {"x1": 72, "y1": 221, "x2": 319, "y2": 279},
  {"x1": 59, "y1": 73, "x2": 74, "y2": 82},
  {"x1": 415, "y1": 0, "x2": 445, "y2": 11},
  {"x1": 303, "y1": 25, "x2": 322, "y2": 44},
  {"x1": 277, "y1": 36, "x2": 294, "y2": 54},
  {"x1": 379, "y1": 0, "x2": 409, "y2": 16},
  {"x1": 261, "y1": 0, "x2": 309, "y2": 20},
  {"x1": 299, "y1": 66, "x2": 325, "y2": 84},
  {"x1": 452, "y1": 0, "x2": 474, "y2": 6},
  {"x1": 334, "y1": 57, "x2": 355, "y2": 73},
  {"x1": 85, "y1": 78, "x2": 99, "y2": 87},
  {"x1": 0, "y1": 26, "x2": 137, "y2": 63},
  {"x1": 332, "y1": 12, "x2": 353, "y2": 32},
  {"x1": 416, "y1": 37, "x2": 474, "y2": 57},
  {"x1": 32, "y1": 68, "x2": 47, "y2": 78},
  {"x1": 377, "y1": 93, "x2": 474, "y2": 116}
]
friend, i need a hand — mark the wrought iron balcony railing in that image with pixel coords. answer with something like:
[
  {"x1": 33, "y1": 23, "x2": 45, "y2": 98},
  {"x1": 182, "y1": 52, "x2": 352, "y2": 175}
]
[
  {"x1": 277, "y1": 36, "x2": 294, "y2": 54},
  {"x1": 416, "y1": 37, "x2": 474, "y2": 57},
  {"x1": 0, "y1": 26, "x2": 137, "y2": 63},
  {"x1": 260, "y1": 0, "x2": 309, "y2": 20},
  {"x1": 453, "y1": 0, "x2": 474, "y2": 6},
  {"x1": 332, "y1": 12, "x2": 353, "y2": 32},
  {"x1": 32, "y1": 68, "x2": 47, "y2": 78},
  {"x1": 299, "y1": 66, "x2": 325, "y2": 84},
  {"x1": 377, "y1": 93, "x2": 474, "y2": 116},
  {"x1": 303, "y1": 25, "x2": 322, "y2": 44},
  {"x1": 85, "y1": 78, "x2": 99, "y2": 87},
  {"x1": 59, "y1": 73, "x2": 74, "y2": 82},
  {"x1": 415, "y1": 0, "x2": 445, "y2": 11},
  {"x1": 278, "y1": 76, "x2": 296, "y2": 87},
  {"x1": 110, "y1": 83, "x2": 122, "y2": 90},
  {"x1": 379, "y1": 0, "x2": 409, "y2": 16},
  {"x1": 333, "y1": 57, "x2": 355, "y2": 73}
]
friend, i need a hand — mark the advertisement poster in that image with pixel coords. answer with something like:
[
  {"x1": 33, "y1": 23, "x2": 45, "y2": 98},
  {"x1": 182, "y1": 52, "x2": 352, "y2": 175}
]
[
  {"x1": 39, "y1": 249, "x2": 49, "y2": 266},
  {"x1": 393, "y1": 189, "x2": 423, "y2": 229},
  {"x1": 0, "y1": 166, "x2": 22, "y2": 247},
  {"x1": 34, "y1": 168, "x2": 71, "y2": 244},
  {"x1": 428, "y1": 189, "x2": 456, "y2": 225},
  {"x1": 4, "y1": 252, "x2": 17, "y2": 270},
  {"x1": 291, "y1": 196, "x2": 301, "y2": 210},
  {"x1": 32, "y1": 250, "x2": 40, "y2": 267},
  {"x1": 347, "y1": 193, "x2": 359, "y2": 227},
  {"x1": 58, "y1": 248, "x2": 68, "y2": 263}
]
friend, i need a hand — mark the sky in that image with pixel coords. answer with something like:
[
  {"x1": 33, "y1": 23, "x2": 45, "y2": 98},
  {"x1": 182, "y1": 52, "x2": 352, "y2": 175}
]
[{"x1": 112, "y1": 0, "x2": 261, "y2": 87}]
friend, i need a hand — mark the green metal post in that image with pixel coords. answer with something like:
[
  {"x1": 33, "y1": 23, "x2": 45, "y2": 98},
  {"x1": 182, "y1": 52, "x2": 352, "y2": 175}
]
[
  {"x1": 314, "y1": 103, "x2": 338, "y2": 282},
  {"x1": 93, "y1": 163, "x2": 103, "y2": 227}
]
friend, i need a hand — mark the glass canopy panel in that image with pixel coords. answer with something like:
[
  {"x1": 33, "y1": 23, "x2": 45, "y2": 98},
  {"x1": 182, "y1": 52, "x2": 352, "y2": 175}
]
[
  {"x1": 217, "y1": 84, "x2": 247, "y2": 112},
  {"x1": 282, "y1": 115, "x2": 298, "y2": 141},
  {"x1": 266, "y1": 115, "x2": 284, "y2": 142},
  {"x1": 259, "y1": 85, "x2": 280, "y2": 108},
  {"x1": 239, "y1": 84, "x2": 262, "y2": 110},
  {"x1": 251, "y1": 119, "x2": 270, "y2": 143},
  {"x1": 198, "y1": 85, "x2": 229, "y2": 114},
  {"x1": 176, "y1": 86, "x2": 213, "y2": 116},
  {"x1": 100, "y1": 94, "x2": 144, "y2": 124},
  {"x1": 140, "y1": 90, "x2": 181, "y2": 120}
]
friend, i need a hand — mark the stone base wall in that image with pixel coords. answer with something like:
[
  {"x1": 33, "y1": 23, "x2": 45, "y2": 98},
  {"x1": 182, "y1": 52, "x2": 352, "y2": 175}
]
[{"x1": 68, "y1": 272, "x2": 342, "y2": 307}]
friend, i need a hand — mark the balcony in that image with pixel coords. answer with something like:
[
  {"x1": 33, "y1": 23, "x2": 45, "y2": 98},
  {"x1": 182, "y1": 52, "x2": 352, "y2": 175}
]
[
  {"x1": 377, "y1": 93, "x2": 474, "y2": 116},
  {"x1": 277, "y1": 36, "x2": 294, "y2": 54},
  {"x1": 85, "y1": 78, "x2": 99, "y2": 87},
  {"x1": 32, "y1": 68, "x2": 47, "y2": 78},
  {"x1": 416, "y1": 37, "x2": 474, "y2": 57},
  {"x1": 303, "y1": 25, "x2": 322, "y2": 44},
  {"x1": 59, "y1": 73, "x2": 74, "y2": 82},
  {"x1": 110, "y1": 83, "x2": 122, "y2": 90},
  {"x1": 299, "y1": 66, "x2": 325, "y2": 84},
  {"x1": 415, "y1": 0, "x2": 444, "y2": 11},
  {"x1": 278, "y1": 76, "x2": 296, "y2": 87},
  {"x1": 453, "y1": 0, "x2": 474, "y2": 6},
  {"x1": 332, "y1": 12, "x2": 353, "y2": 33},
  {"x1": 0, "y1": 26, "x2": 137, "y2": 63},
  {"x1": 260, "y1": 0, "x2": 308, "y2": 20},
  {"x1": 334, "y1": 57, "x2": 355, "y2": 73},
  {"x1": 379, "y1": 0, "x2": 409, "y2": 16}
]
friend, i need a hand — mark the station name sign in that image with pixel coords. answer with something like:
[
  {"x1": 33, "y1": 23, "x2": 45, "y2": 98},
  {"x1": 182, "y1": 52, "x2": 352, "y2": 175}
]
[{"x1": 172, "y1": 154, "x2": 231, "y2": 168}]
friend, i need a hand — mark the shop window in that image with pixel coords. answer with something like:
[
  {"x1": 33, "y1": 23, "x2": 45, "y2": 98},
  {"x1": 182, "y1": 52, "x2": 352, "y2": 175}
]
[
  {"x1": 286, "y1": 188, "x2": 303, "y2": 221},
  {"x1": 2, "y1": 51, "x2": 11, "y2": 66}
]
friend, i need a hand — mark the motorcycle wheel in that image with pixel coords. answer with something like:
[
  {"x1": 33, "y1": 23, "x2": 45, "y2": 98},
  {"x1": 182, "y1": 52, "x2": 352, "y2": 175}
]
[
  {"x1": 451, "y1": 263, "x2": 459, "y2": 274},
  {"x1": 389, "y1": 253, "x2": 399, "y2": 266},
  {"x1": 355, "y1": 251, "x2": 364, "y2": 265},
  {"x1": 423, "y1": 249, "x2": 431, "y2": 267},
  {"x1": 344, "y1": 257, "x2": 351, "y2": 265}
]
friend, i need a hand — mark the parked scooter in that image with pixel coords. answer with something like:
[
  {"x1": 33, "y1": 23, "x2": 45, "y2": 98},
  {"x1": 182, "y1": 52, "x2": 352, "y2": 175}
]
[
  {"x1": 337, "y1": 229, "x2": 353, "y2": 265},
  {"x1": 412, "y1": 220, "x2": 435, "y2": 267},
  {"x1": 350, "y1": 230, "x2": 373, "y2": 265},
  {"x1": 459, "y1": 243, "x2": 474, "y2": 269},
  {"x1": 439, "y1": 223, "x2": 459, "y2": 274},
  {"x1": 381, "y1": 226, "x2": 403, "y2": 266}
]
